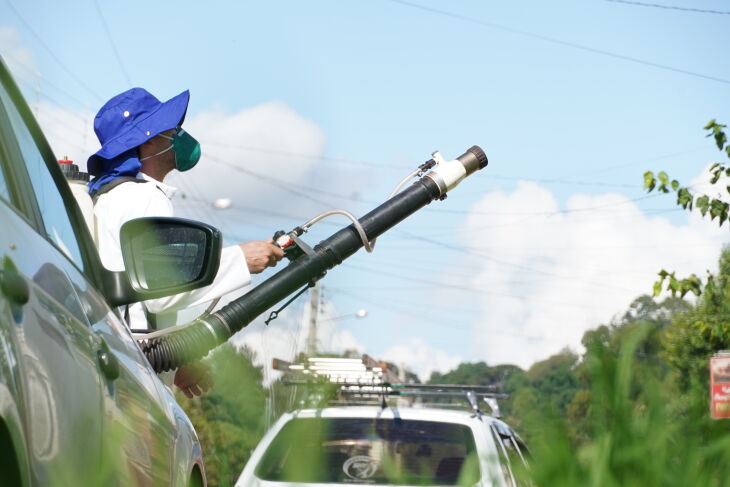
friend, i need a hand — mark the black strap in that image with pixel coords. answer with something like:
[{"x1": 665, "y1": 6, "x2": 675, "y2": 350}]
[{"x1": 91, "y1": 176, "x2": 147, "y2": 204}]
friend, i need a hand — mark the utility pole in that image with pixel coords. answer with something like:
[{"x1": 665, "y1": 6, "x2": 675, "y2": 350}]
[{"x1": 306, "y1": 284, "x2": 319, "y2": 357}]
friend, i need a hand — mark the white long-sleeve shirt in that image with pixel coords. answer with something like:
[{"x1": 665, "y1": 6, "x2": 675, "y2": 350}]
[{"x1": 94, "y1": 172, "x2": 251, "y2": 329}]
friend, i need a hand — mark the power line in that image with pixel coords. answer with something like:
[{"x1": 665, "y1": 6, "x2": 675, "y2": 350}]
[
  {"x1": 2, "y1": 51, "x2": 92, "y2": 111},
  {"x1": 490, "y1": 174, "x2": 636, "y2": 189},
  {"x1": 425, "y1": 191, "x2": 665, "y2": 217},
  {"x1": 206, "y1": 141, "x2": 411, "y2": 170},
  {"x1": 331, "y1": 287, "x2": 543, "y2": 340},
  {"x1": 391, "y1": 229, "x2": 643, "y2": 294},
  {"x1": 207, "y1": 142, "x2": 646, "y2": 189},
  {"x1": 93, "y1": 0, "x2": 133, "y2": 86},
  {"x1": 206, "y1": 154, "x2": 340, "y2": 208},
  {"x1": 387, "y1": 0, "x2": 730, "y2": 85},
  {"x1": 207, "y1": 141, "x2": 699, "y2": 189},
  {"x1": 571, "y1": 147, "x2": 705, "y2": 178},
  {"x1": 5, "y1": 0, "x2": 105, "y2": 101},
  {"x1": 340, "y1": 262, "x2": 609, "y2": 308},
  {"x1": 606, "y1": 0, "x2": 730, "y2": 15},
  {"x1": 205, "y1": 153, "x2": 674, "y2": 218}
]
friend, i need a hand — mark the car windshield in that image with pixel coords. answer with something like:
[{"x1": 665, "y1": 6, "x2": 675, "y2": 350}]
[{"x1": 255, "y1": 417, "x2": 480, "y2": 485}]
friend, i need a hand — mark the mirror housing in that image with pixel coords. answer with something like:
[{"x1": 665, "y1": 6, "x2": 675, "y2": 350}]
[{"x1": 104, "y1": 217, "x2": 222, "y2": 306}]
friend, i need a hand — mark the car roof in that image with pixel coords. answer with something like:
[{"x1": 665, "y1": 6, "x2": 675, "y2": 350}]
[{"x1": 283, "y1": 405, "x2": 500, "y2": 427}]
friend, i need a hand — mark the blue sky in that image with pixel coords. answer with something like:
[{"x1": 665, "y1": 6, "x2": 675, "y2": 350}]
[{"x1": 2, "y1": 0, "x2": 729, "y2": 378}]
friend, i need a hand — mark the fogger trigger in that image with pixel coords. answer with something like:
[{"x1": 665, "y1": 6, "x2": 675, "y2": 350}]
[{"x1": 273, "y1": 227, "x2": 313, "y2": 262}]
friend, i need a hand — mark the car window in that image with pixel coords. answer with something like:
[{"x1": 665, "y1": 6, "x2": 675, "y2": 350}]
[
  {"x1": 255, "y1": 418, "x2": 480, "y2": 485},
  {"x1": 0, "y1": 85, "x2": 84, "y2": 268}
]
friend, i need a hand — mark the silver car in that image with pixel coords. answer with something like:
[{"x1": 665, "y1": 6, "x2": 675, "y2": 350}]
[{"x1": 0, "y1": 56, "x2": 217, "y2": 486}]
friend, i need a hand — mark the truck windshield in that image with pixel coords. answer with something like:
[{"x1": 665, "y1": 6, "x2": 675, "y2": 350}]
[{"x1": 255, "y1": 417, "x2": 480, "y2": 485}]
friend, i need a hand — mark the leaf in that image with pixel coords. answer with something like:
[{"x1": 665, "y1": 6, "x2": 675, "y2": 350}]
[
  {"x1": 677, "y1": 188, "x2": 693, "y2": 210},
  {"x1": 643, "y1": 171, "x2": 655, "y2": 191},
  {"x1": 708, "y1": 199, "x2": 726, "y2": 222},
  {"x1": 710, "y1": 170, "x2": 722, "y2": 184},
  {"x1": 711, "y1": 163, "x2": 720, "y2": 171},
  {"x1": 669, "y1": 276, "x2": 679, "y2": 293},
  {"x1": 658, "y1": 171, "x2": 669, "y2": 185},
  {"x1": 714, "y1": 127, "x2": 728, "y2": 151},
  {"x1": 705, "y1": 119, "x2": 718, "y2": 130},
  {"x1": 696, "y1": 195, "x2": 710, "y2": 216},
  {"x1": 671, "y1": 180, "x2": 679, "y2": 191},
  {"x1": 652, "y1": 280, "x2": 662, "y2": 297}
]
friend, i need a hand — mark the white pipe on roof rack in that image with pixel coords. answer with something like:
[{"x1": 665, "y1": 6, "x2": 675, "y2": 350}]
[
  {"x1": 309, "y1": 365, "x2": 367, "y2": 371},
  {"x1": 307, "y1": 358, "x2": 363, "y2": 363}
]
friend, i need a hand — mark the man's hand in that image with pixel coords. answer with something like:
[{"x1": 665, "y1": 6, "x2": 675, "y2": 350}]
[
  {"x1": 240, "y1": 239, "x2": 285, "y2": 274},
  {"x1": 174, "y1": 362, "x2": 213, "y2": 398}
]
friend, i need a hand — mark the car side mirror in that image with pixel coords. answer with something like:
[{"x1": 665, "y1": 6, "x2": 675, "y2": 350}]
[{"x1": 104, "y1": 217, "x2": 222, "y2": 306}]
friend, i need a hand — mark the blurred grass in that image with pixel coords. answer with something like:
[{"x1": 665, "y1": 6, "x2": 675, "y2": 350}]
[{"x1": 515, "y1": 325, "x2": 730, "y2": 487}]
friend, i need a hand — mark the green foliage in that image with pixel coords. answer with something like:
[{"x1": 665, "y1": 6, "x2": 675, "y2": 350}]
[
  {"x1": 175, "y1": 343, "x2": 266, "y2": 486},
  {"x1": 653, "y1": 269, "x2": 703, "y2": 298},
  {"x1": 428, "y1": 361, "x2": 527, "y2": 418},
  {"x1": 644, "y1": 121, "x2": 730, "y2": 226},
  {"x1": 517, "y1": 325, "x2": 730, "y2": 487},
  {"x1": 526, "y1": 348, "x2": 581, "y2": 415},
  {"x1": 508, "y1": 305, "x2": 730, "y2": 486},
  {"x1": 645, "y1": 120, "x2": 730, "y2": 297},
  {"x1": 663, "y1": 249, "x2": 730, "y2": 391}
]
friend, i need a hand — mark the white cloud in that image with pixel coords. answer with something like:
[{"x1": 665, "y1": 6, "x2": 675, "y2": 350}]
[
  {"x1": 166, "y1": 101, "x2": 374, "y2": 240},
  {"x1": 381, "y1": 338, "x2": 463, "y2": 382},
  {"x1": 456, "y1": 180, "x2": 728, "y2": 369},
  {"x1": 0, "y1": 26, "x2": 36, "y2": 81},
  {"x1": 35, "y1": 101, "x2": 97, "y2": 164}
]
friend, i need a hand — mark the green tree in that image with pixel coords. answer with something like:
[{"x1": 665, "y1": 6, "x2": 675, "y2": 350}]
[
  {"x1": 663, "y1": 248, "x2": 730, "y2": 391},
  {"x1": 428, "y1": 361, "x2": 527, "y2": 418},
  {"x1": 176, "y1": 343, "x2": 266, "y2": 486}
]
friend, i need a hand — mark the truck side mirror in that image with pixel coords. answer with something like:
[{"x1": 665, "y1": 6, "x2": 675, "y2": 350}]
[{"x1": 104, "y1": 217, "x2": 222, "y2": 306}]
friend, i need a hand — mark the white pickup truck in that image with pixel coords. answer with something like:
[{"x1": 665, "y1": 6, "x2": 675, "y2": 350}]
[{"x1": 236, "y1": 405, "x2": 529, "y2": 487}]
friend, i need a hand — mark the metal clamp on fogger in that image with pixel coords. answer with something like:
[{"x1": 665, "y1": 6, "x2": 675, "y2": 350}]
[{"x1": 138, "y1": 146, "x2": 488, "y2": 373}]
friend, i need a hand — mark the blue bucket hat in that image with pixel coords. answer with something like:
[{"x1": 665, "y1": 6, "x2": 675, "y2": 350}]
[{"x1": 87, "y1": 87, "x2": 189, "y2": 194}]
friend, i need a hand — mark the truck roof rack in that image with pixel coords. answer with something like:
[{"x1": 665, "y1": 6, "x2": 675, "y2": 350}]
[{"x1": 273, "y1": 355, "x2": 507, "y2": 418}]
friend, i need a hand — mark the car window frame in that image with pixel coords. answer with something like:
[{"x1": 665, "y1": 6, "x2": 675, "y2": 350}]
[{"x1": 0, "y1": 58, "x2": 108, "y2": 289}]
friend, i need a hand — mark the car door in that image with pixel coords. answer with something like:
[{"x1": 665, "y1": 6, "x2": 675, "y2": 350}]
[
  {"x1": 0, "y1": 70, "x2": 106, "y2": 484},
  {"x1": 0, "y1": 59, "x2": 178, "y2": 485},
  {"x1": 81, "y1": 285, "x2": 180, "y2": 487}
]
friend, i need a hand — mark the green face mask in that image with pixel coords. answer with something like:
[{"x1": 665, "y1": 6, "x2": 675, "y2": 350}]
[{"x1": 158, "y1": 128, "x2": 201, "y2": 172}]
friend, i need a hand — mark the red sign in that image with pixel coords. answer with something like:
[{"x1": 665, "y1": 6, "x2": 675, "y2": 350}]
[{"x1": 710, "y1": 356, "x2": 730, "y2": 419}]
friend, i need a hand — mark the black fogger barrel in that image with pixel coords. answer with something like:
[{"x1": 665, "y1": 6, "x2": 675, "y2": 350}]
[{"x1": 140, "y1": 146, "x2": 488, "y2": 373}]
